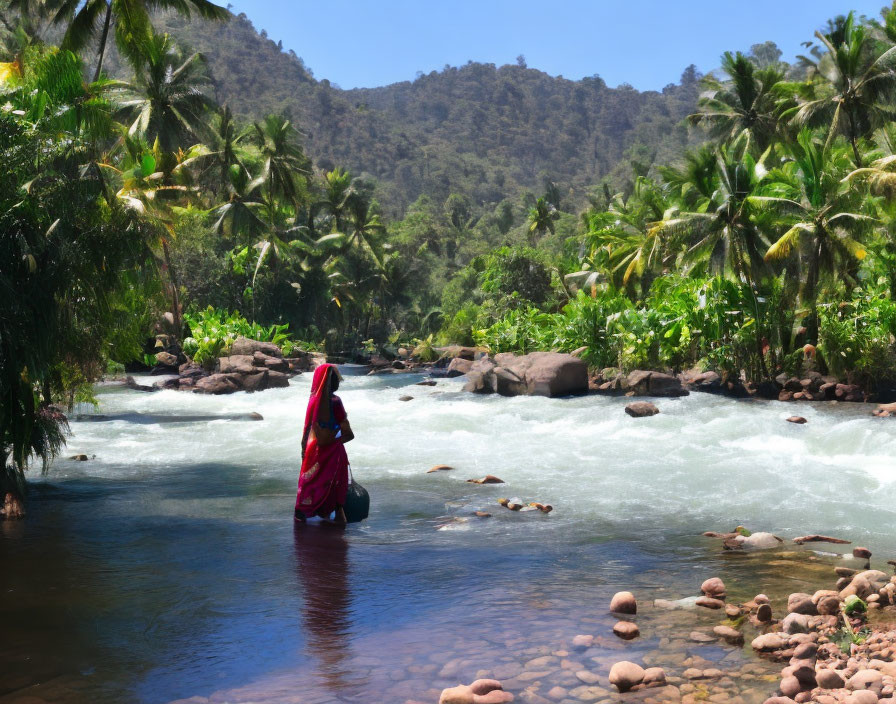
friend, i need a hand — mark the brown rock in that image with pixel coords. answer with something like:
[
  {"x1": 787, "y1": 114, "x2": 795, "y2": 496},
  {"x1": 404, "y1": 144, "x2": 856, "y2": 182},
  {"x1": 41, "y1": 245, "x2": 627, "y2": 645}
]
[
  {"x1": 816, "y1": 669, "x2": 845, "y2": 689},
  {"x1": 230, "y1": 337, "x2": 282, "y2": 358},
  {"x1": 696, "y1": 596, "x2": 725, "y2": 610},
  {"x1": 608, "y1": 661, "x2": 645, "y2": 693},
  {"x1": 701, "y1": 577, "x2": 726, "y2": 599},
  {"x1": 757, "y1": 604, "x2": 773, "y2": 622},
  {"x1": 218, "y1": 354, "x2": 257, "y2": 375},
  {"x1": 847, "y1": 669, "x2": 883, "y2": 694},
  {"x1": 779, "y1": 675, "x2": 802, "y2": 698},
  {"x1": 625, "y1": 402, "x2": 660, "y2": 418},
  {"x1": 427, "y1": 465, "x2": 454, "y2": 473},
  {"x1": 853, "y1": 547, "x2": 872, "y2": 559},
  {"x1": 193, "y1": 373, "x2": 241, "y2": 395},
  {"x1": 786, "y1": 416, "x2": 808, "y2": 424},
  {"x1": 713, "y1": 625, "x2": 744, "y2": 644},
  {"x1": 467, "y1": 475, "x2": 505, "y2": 485},
  {"x1": 612, "y1": 621, "x2": 640, "y2": 640},
  {"x1": 788, "y1": 593, "x2": 817, "y2": 615},
  {"x1": 752, "y1": 633, "x2": 786, "y2": 651},
  {"x1": 447, "y1": 358, "x2": 473, "y2": 378},
  {"x1": 609, "y1": 591, "x2": 637, "y2": 614}
]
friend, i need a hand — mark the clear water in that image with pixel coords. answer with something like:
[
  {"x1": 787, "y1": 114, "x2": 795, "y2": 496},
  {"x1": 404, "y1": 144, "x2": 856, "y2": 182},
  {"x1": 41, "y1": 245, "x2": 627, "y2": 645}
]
[{"x1": 2, "y1": 371, "x2": 895, "y2": 704}]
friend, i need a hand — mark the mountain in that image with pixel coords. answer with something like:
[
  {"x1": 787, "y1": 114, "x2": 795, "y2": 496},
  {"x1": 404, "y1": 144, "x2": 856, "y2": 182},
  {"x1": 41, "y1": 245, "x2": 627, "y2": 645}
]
[{"x1": 127, "y1": 10, "x2": 703, "y2": 215}]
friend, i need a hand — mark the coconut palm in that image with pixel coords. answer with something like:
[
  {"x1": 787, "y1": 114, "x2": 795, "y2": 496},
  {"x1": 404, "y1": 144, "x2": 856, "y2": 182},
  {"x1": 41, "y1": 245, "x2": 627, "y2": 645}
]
[
  {"x1": 653, "y1": 147, "x2": 770, "y2": 284},
  {"x1": 315, "y1": 167, "x2": 354, "y2": 232},
  {"x1": 253, "y1": 113, "x2": 309, "y2": 212},
  {"x1": 178, "y1": 105, "x2": 252, "y2": 196},
  {"x1": 527, "y1": 196, "x2": 558, "y2": 245},
  {"x1": 689, "y1": 51, "x2": 786, "y2": 152},
  {"x1": 753, "y1": 131, "x2": 872, "y2": 341},
  {"x1": 789, "y1": 11, "x2": 896, "y2": 166},
  {"x1": 115, "y1": 32, "x2": 216, "y2": 152},
  {"x1": 50, "y1": 0, "x2": 227, "y2": 81}
]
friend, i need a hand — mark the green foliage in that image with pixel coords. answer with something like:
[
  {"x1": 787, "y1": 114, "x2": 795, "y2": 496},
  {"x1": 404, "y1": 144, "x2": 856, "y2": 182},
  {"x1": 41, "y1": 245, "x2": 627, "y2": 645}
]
[
  {"x1": 183, "y1": 306, "x2": 301, "y2": 363},
  {"x1": 818, "y1": 290, "x2": 896, "y2": 382}
]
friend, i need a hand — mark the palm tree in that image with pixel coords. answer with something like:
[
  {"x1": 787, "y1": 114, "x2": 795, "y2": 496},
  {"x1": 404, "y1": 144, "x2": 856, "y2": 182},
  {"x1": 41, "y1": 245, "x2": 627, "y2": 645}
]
[
  {"x1": 253, "y1": 114, "x2": 309, "y2": 212},
  {"x1": 654, "y1": 148, "x2": 770, "y2": 283},
  {"x1": 50, "y1": 0, "x2": 228, "y2": 81},
  {"x1": 789, "y1": 11, "x2": 896, "y2": 166},
  {"x1": 178, "y1": 105, "x2": 251, "y2": 196},
  {"x1": 315, "y1": 167, "x2": 354, "y2": 232},
  {"x1": 115, "y1": 32, "x2": 216, "y2": 152},
  {"x1": 754, "y1": 131, "x2": 872, "y2": 342},
  {"x1": 343, "y1": 193, "x2": 385, "y2": 266},
  {"x1": 580, "y1": 176, "x2": 670, "y2": 293},
  {"x1": 527, "y1": 196, "x2": 558, "y2": 245},
  {"x1": 688, "y1": 51, "x2": 786, "y2": 152}
]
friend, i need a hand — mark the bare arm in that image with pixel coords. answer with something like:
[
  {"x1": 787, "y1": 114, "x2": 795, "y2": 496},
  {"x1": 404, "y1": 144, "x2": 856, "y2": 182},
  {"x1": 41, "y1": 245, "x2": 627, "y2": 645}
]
[{"x1": 340, "y1": 419, "x2": 354, "y2": 444}]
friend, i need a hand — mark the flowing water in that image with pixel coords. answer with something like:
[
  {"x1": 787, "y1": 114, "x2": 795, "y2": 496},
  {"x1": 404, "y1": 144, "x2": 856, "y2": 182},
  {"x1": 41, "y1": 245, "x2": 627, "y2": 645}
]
[{"x1": 2, "y1": 371, "x2": 896, "y2": 704}]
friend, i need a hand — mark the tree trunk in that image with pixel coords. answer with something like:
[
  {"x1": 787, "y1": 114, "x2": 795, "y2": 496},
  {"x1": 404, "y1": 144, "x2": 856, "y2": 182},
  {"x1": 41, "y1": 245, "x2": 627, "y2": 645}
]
[
  {"x1": 160, "y1": 238, "x2": 182, "y2": 341},
  {"x1": 92, "y1": 2, "x2": 113, "y2": 83}
]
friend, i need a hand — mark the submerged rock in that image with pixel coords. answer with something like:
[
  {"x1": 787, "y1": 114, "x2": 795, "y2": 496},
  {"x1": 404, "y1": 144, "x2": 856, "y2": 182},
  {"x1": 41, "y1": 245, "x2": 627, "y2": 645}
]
[
  {"x1": 612, "y1": 621, "x2": 640, "y2": 640},
  {"x1": 467, "y1": 476, "x2": 505, "y2": 485},
  {"x1": 439, "y1": 678, "x2": 513, "y2": 704},
  {"x1": 427, "y1": 465, "x2": 454, "y2": 473}
]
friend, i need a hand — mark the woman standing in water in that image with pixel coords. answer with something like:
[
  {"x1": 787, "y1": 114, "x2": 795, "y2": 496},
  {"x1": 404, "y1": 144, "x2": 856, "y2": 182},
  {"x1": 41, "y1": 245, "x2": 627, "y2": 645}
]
[{"x1": 295, "y1": 364, "x2": 355, "y2": 524}]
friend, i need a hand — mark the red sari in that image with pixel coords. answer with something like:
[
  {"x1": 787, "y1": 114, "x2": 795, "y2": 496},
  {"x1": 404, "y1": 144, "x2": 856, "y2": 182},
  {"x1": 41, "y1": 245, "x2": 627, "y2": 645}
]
[{"x1": 295, "y1": 364, "x2": 349, "y2": 518}]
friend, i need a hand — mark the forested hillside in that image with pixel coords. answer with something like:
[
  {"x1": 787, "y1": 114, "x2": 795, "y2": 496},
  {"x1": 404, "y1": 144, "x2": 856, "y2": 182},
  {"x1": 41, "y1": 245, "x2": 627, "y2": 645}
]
[{"x1": 126, "y1": 10, "x2": 702, "y2": 214}]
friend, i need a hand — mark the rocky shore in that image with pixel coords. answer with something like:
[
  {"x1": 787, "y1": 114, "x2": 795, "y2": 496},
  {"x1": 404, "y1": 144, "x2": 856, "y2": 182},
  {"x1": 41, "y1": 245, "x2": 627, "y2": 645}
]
[
  {"x1": 431, "y1": 534, "x2": 896, "y2": 704},
  {"x1": 130, "y1": 336, "x2": 324, "y2": 395}
]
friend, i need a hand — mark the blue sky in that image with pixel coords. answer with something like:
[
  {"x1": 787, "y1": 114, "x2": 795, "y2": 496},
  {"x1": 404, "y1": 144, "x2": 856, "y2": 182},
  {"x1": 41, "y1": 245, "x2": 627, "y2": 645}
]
[{"x1": 226, "y1": 1, "x2": 886, "y2": 91}]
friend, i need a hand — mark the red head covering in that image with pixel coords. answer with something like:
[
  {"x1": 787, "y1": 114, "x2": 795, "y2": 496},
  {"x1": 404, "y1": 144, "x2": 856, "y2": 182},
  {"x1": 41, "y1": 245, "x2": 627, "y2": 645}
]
[{"x1": 303, "y1": 363, "x2": 336, "y2": 435}]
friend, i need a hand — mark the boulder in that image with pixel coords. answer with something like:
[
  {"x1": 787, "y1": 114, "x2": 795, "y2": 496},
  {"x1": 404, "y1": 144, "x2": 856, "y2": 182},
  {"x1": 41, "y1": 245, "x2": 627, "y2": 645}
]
[
  {"x1": 696, "y1": 597, "x2": 725, "y2": 609},
  {"x1": 125, "y1": 376, "x2": 156, "y2": 392},
  {"x1": 625, "y1": 370, "x2": 688, "y2": 397},
  {"x1": 218, "y1": 355, "x2": 256, "y2": 375},
  {"x1": 625, "y1": 402, "x2": 660, "y2": 418},
  {"x1": 467, "y1": 476, "x2": 505, "y2": 485},
  {"x1": 609, "y1": 591, "x2": 637, "y2": 614},
  {"x1": 265, "y1": 370, "x2": 290, "y2": 389},
  {"x1": 782, "y1": 612, "x2": 810, "y2": 634},
  {"x1": 752, "y1": 633, "x2": 786, "y2": 651},
  {"x1": 193, "y1": 373, "x2": 242, "y2": 395},
  {"x1": 786, "y1": 416, "x2": 808, "y2": 425},
  {"x1": 847, "y1": 669, "x2": 883, "y2": 694},
  {"x1": 787, "y1": 593, "x2": 817, "y2": 615},
  {"x1": 609, "y1": 661, "x2": 645, "y2": 693},
  {"x1": 447, "y1": 358, "x2": 473, "y2": 378},
  {"x1": 816, "y1": 669, "x2": 845, "y2": 689},
  {"x1": 154, "y1": 351, "x2": 179, "y2": 369},
  {"x1": 241, "y1": 370, "x2": 270, "y2": 393},
  {"x1": 701, "y1": 577, "x2": 726, "y2": 599},
  {"x1": 463, "y1": 353, "x2": 588, "y2": 397},
  {"x1": 853, "y1": 547, "x2": 872, "y2": 559},
  {"x1": 682, "y1": 370, "x2": 722, "y2": 393},
  {"x1": 230, "y1": 336, "x2": 283, "y2": 358}
]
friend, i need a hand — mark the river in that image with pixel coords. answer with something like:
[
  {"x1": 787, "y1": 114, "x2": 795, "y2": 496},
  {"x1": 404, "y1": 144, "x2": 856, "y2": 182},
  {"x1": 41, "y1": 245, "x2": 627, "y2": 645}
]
[{"x1": 1, "y1": 370, "x2": 894, "y2": 703}]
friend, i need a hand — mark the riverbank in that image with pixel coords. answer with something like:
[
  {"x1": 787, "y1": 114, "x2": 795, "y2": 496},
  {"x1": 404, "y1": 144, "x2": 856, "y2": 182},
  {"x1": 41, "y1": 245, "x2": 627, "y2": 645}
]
[{"x1": 4, "y1": 373, "x2": 896, "y2": 704}]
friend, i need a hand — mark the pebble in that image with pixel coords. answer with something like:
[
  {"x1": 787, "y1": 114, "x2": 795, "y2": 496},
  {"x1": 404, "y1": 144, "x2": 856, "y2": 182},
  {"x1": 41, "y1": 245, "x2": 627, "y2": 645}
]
[
  {"x1": 713, "y1": 625, "x2": 744, "y2": 645},
  {"x1": 757, "y1": 604, "x2": 773, "y2": 622}
]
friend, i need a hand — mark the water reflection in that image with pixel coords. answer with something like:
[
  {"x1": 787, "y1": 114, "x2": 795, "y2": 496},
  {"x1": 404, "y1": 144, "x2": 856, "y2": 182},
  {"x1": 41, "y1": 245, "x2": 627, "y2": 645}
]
[{"x1": 293, "y1": 524, "x2": 352, "y2": 692}]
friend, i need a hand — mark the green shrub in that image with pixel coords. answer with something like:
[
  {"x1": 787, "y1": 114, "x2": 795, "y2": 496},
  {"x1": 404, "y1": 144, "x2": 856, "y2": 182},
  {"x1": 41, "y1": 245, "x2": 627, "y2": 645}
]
[{"x1": 183, "y1": 306, "x2": 303, "y2": 364}]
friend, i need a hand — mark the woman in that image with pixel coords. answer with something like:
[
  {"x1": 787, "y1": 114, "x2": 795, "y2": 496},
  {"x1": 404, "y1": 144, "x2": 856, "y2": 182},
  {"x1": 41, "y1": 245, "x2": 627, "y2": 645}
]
[{"x1": 295, "y1": 364, "x2": 355, "y2": 524}]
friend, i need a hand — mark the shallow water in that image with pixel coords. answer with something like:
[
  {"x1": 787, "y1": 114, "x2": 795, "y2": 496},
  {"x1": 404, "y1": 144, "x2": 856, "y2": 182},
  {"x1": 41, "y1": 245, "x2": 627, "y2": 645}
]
[{"x1": 1, "y1": 372, "x2": 895, "y2": 703}]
